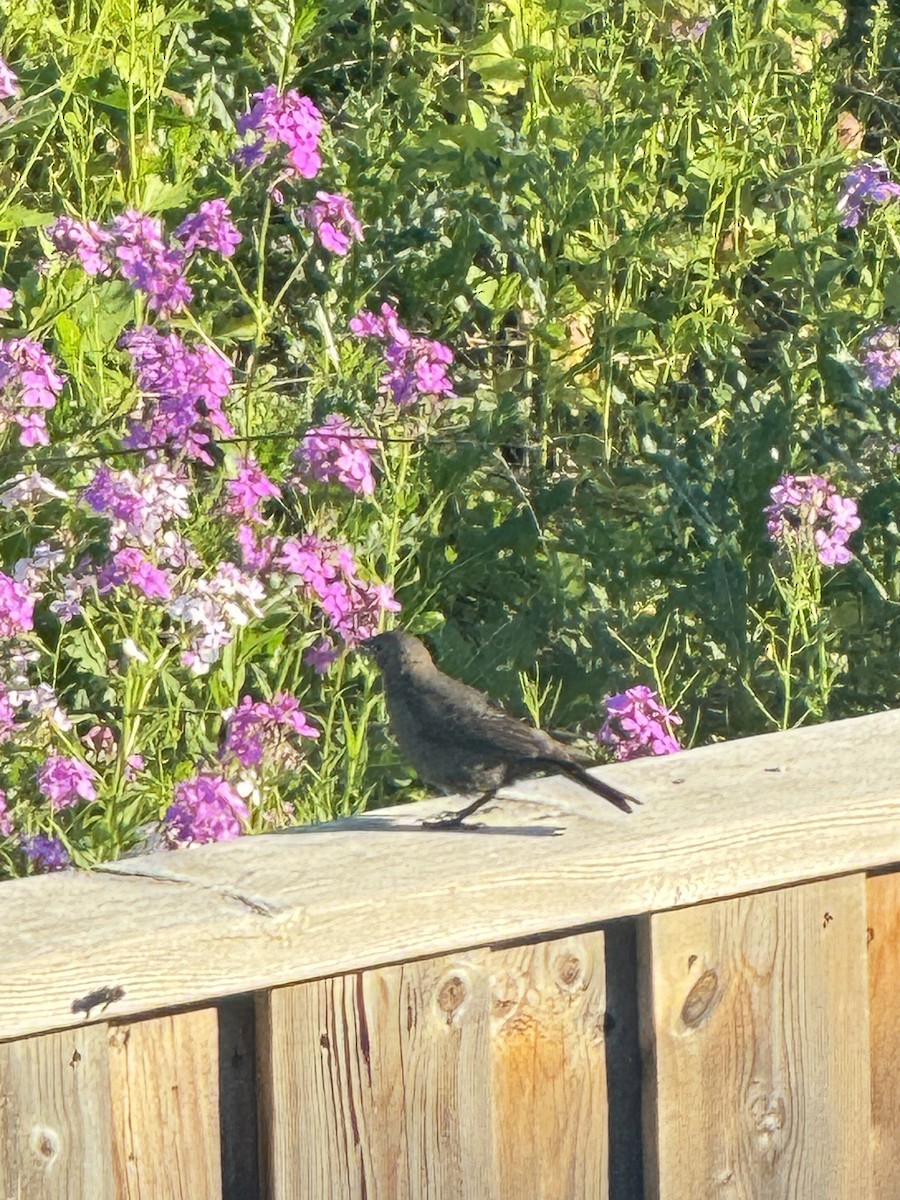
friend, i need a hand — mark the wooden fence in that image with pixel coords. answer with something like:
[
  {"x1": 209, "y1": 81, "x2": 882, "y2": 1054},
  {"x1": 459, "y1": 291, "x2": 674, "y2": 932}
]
[{"x1": 1, "y1": 708, "x2": 899, "y2": 1199}]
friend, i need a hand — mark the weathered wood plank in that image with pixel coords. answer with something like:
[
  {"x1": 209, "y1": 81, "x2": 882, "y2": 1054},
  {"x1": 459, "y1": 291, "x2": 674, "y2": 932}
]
[
  {"x1": 259, "y1": 933, "x2": 609, "y2": 1199},
  {"x1": 258, "y1": 955, "x2": 493, "y2": 1200},
  {"x1": 868, "y1": 871, "x2": 900, "y2": 1200},
  {"x1": 0, "y1": 1024, "x2": 114, "y2": 1199},
  {"x1": 1, "y1": 709, "x2": 899, "y2": 1041},
  {"x1": 490, "y1": 933, "x2": 608, "y2": 1200},
  {"x1": 639, "y1": 876, "x2": 871, "y2": 1200},
  {"x1": 108, "y1": 1009, "x2": 221, "y2": 1200}
]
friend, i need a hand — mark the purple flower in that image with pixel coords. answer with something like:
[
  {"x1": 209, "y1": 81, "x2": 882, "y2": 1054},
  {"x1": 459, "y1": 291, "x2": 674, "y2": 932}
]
[
  {"x1": 837, "y1": 160, "x2": 900, "y2": 228},
  {"x1": 235, "y1": 86, "x2": 323, "y2": 179},
  {"x1": 168, "y1": 562, "x2": 266, "y2": 675},
  {"x1": 860, "y1": 325, "x2": 900, "y2": 390},
  {"x1": 670, "y1": 14, "x2": 712, "y2": 40},
  {"x1": 21, "y1": 834, "x2": 70, "y2": 872},
  {"x1": 165, "y1": 772, "x2": 249, "y2": 844},
  {"x1": 304, "y1": 192, "x2": 363, "y2": 255},
  {"x1": 0, "y1": 58, "x2": 18, "y2": 102},
  {"x1": 37, "y1": 754, "x2": 98, "y2": 809},
  {"x1": 82, "y1": 463, "x2": 191, "y2": 554},
  {"x1": 225, "y1": 457, "x2": 281, "y2": 521},
  {"x1": 174, "y1": 199, "x2": 243, "y2": 258},
  {"x1": 236, "y1": 523, "x2": 279, "y2": 573},
  {"x1": 98, "y1": 547, "x2": 172, "y2": 601},
  {"x1": 46, "y1": 216, "x2": 111, "y2": 276},
  {"x1": 0, "y1": 288, "x2": 13, "y2": 311},
  {"x1": 350, "y1": 304, "x2": 454, "y2": 405},
  {"x1": 293, "y1": 415, "x2": 377, "y2": 495},
  {"x1": 0, "y1": 788, "x2": 13, "y2": 835},
  {"x1": 0, "y1": 687, "x2": 19, "y2": 746},
  {"x1": 121, "y1": 327, "x2": 234, "y2": 465},
  {"x1": 0, "y1": 571, "x2": 35, "y2": 637},
  {"x1": 108, "y1": 210, "x2": 192, "y2": 316},
  {"x1": 222, "y1": 692, "x2": 319, "y2": 769},
  {"x1": 304, "y1": 637, "x2": 338, "y2": 674},
  {"x1": 0, "y1": 336, "x2": 65, "y2": 447},
  {"x1": 277, "y1": 535, "x2": 401, "y2": 645},
  {"x1": 765, "y1": 473, "x2": 860, "y2": 567},
  {"x1": 598, "y1": 686, "x2": 682, "y2": 761}
]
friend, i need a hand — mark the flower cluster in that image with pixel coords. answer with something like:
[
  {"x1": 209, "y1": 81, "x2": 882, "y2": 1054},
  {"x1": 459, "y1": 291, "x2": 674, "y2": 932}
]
[
  {"x1": 0, "y1": 336, "x2": 66, "y2": 446},
  {"x1": 0, "y1": 789, "x2": 12, "y2": 835},
  {"x1": 598, "y1": 686, "x2": 682, "y2": 760},
  {"x1": 165, "y1": 771, "x2": 249, "y2": 844},
  {"x1": 37, "y1": 755, "x2": 98, "y2": 810},
  {"x1": 350, "y1": 302, "x2": 454, "y2": 406},
  {"x1": 83, "y1": 463, "x2": 191, "y2": 553},
  {"x1": 765, "y1": 474, "x2": 861, "y2": 567},
  {"x1": 278, "y1": 534, "x2": 400, "y2": 645},
  {"x1": 304, "y1": 192, "x2": 363, "y2": 255},
  {"x1": 222, "y1": 693, "x2": 319, "y2": 769},
  {"x1": 236, "y1": 86, "x2": 323, "y2": 179},
  {"x1": 168, "y1": 561, "x2": 266, "y2": 674},
  {"x1": 21, "y1": 834, "x2": 70, "y2": 872},
  {"x1": 121, "y1": 326, "x2": 234, "y2": 465},
  {"x1": 859, "y1": 325, "x2": 900, "y2": 391},
  {"x1": 174, "y1": 199, "x2": 243, "y2": 258},
  {"x1": 47, "y1": 200, "x2": 241, "y2": 315},
  {"x1": 0, "y1": 572, "x2": 36, "y2": 638},
  {"x1": 837, "y1": 160, "x2": 900, "y2": 229},
  {"x1": 225, "y1": 457, "x2": 281, "y2": 522},
  {"x1": 293, "y1": 414, "x2": 378, "y2": 495},
  {"x1": 98, "y1": 547, "x2": 173, "y2": 601}
]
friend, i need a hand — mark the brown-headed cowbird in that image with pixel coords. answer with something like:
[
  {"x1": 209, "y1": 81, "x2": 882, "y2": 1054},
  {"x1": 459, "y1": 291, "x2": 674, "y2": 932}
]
[{"x1": 362, "y1": 630, "x2": 637, "y2": 826}]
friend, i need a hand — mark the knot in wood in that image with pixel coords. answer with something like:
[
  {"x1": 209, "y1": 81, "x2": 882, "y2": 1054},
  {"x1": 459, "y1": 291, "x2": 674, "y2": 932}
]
[
  {"x1": 30, "y1": 1126, "x2": 59, "y2": 1163},
  {"x1": 437, "y1": 974, "x2": 467, "y2": 1023},
  {"x1": 556, "y1": 954, "x2": 583, "y2": 990},
  {"x1": 681, "y1": 969, "x2": 719, "y2": 1027}
]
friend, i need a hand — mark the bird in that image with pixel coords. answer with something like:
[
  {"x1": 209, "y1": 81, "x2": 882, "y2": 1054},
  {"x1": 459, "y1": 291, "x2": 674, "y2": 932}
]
[{"x1": 362, "y1": 630, "x2": 638, "y2": 827}]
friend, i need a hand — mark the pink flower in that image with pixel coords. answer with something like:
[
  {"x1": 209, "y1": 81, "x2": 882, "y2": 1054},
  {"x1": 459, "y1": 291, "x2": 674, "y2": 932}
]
[
  {"x1": 0, "y1": 288, "x2": 13, "y2": 311},
  {"x1": 222, "y1": 692, "x2": 319, "y2": 769},
  {"x1": 225, "y1": 457, "x2": 281, "y2": 521},
  {"x1": 235, "y1": 86, "x2": 323, "y2": 179},
  {"x1": 305, "y1": 192, "x2": 363, "y2": 255},
  {"x1": 0, "y1": 571, "x2": 35, "y2": 637},
  {"x1": 175, "y1": 199, "x2": 243, "y2": 258},
  {"x1": 37, "y1": 754, "x2": 98, "y2": 809},
  {"x1": 98, "y1": 547, "x2": 173, "y2": 601},
  {"x1": 0, "y1": 336, "x2": 65, "y2": 447},
  {"x1": 0, "y1": 788, "x2": 14, "y2": 836},
  {"x1": 46, "y1": 215, "x2": 111, "y2": 276},
  {"x1": 165, "y1": 772, "x2": 249, "y2": 844},
  {"x1": 293, "y1": 414, "x2": 377, "y2": 495},
  {"x1": 598, "y1": 686, "x2": 682, "y2": 761},
  {"x1": 765, "y1": 474, "x2": 860, "y2": 568},
  {"x1": 0, "y1": 58, "x2": 18, "y2": 102}
]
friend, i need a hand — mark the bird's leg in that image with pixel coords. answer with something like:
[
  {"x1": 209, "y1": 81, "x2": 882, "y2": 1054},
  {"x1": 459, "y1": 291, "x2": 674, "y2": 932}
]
[{"x1": 422, "y1": 788, "x2": 499, "y2": 829}]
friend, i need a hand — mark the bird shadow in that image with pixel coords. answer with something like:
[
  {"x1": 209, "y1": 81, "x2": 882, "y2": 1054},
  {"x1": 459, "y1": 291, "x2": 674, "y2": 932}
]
[{"x1": 272, "y1": 815, "x2": 565, "y2": 837}]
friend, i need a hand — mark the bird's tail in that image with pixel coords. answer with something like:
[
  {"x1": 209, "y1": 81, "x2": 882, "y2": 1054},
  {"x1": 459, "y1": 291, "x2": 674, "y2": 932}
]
[{"x1": 532, "y1": 757, "x2": 637, "y2": 814}]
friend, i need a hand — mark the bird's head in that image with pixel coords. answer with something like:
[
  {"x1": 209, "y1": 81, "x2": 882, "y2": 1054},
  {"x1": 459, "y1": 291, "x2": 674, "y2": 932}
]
[{"x1": 360, "y1": 630, "x2": 434, "y2": 676}]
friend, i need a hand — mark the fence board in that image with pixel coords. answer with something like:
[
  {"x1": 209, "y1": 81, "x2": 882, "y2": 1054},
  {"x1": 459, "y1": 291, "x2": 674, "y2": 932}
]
[
  {"x1": 0, "y1": 1024, "x2": 113, "y2": 1200},
  {"x1": 2, "y1": 709, "x2": 900, "y2": 1044},
  {"x1": 258, "y1": 933, "x2": 609, "y2": 1200},
  {"x1": 490, "y1": 933, "x2": 608, "y2": 1200},
  {"x1": 867, "y1": 871, "x2": 900, "y2": 1200},
  {"x1": 108, "y1": 1009, "x2": 221, "y2": 1200},
  {"x1": 640, "y1": 875, "x2": 870, "y2": 1200}
]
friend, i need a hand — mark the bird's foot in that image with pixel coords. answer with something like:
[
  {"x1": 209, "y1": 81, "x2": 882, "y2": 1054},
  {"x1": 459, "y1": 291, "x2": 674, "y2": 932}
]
[{"x1": 421, "y1": 810, "x2": 482, "y2": 830}]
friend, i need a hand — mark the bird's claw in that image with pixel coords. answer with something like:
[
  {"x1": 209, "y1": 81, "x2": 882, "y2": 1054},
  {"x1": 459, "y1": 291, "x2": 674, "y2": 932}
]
[{"x1": 421, "y1": 810, "x2": 482, "y2": 829}]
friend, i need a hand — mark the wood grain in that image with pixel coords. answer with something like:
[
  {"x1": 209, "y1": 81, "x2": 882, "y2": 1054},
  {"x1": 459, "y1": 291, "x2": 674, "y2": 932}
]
[
  {"x1": 2, "y1": 709, "x2": 900, "y2": 1042},
  {"x1": 490, "y1": 933, "x2": 608, "y2": 1200},
  {"x1": 0, "y1": 1024, "x2": 114, "y2": 1199},
  {"x1": 867, "y1": 871, "x2": 900, "y2": 1199},
  {"x1": 258, "y1": 933, "x2": 608, "y2": 1199},
  {"x1": 108, "y1": 1009, "x2": 221, "y2": 1200},
  {"x1": 639, "y1": 876, "x2": 871, "y2": 1200}
]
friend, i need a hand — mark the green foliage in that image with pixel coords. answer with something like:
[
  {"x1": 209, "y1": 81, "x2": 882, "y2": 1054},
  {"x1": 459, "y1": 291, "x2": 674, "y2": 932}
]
[{"x1": 0, "y1": 0, "x2": 898, "y2": 875}]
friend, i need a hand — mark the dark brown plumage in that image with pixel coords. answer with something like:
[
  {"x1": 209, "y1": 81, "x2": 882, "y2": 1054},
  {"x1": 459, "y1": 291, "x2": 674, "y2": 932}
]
[{"x1": 362, "y1": 631, "x2": 637, "y2": 826}]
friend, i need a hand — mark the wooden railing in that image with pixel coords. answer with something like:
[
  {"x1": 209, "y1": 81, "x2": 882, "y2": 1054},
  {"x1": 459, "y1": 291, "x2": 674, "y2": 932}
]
[{"x1": 1, "y1": 708, "x2": 899, "y2": 1199}]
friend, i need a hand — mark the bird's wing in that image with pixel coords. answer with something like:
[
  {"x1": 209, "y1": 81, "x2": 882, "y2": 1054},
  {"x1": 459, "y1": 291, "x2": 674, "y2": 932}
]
[{"x1": 403, "y1": 671, "x2": 561, "y2": 761}]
